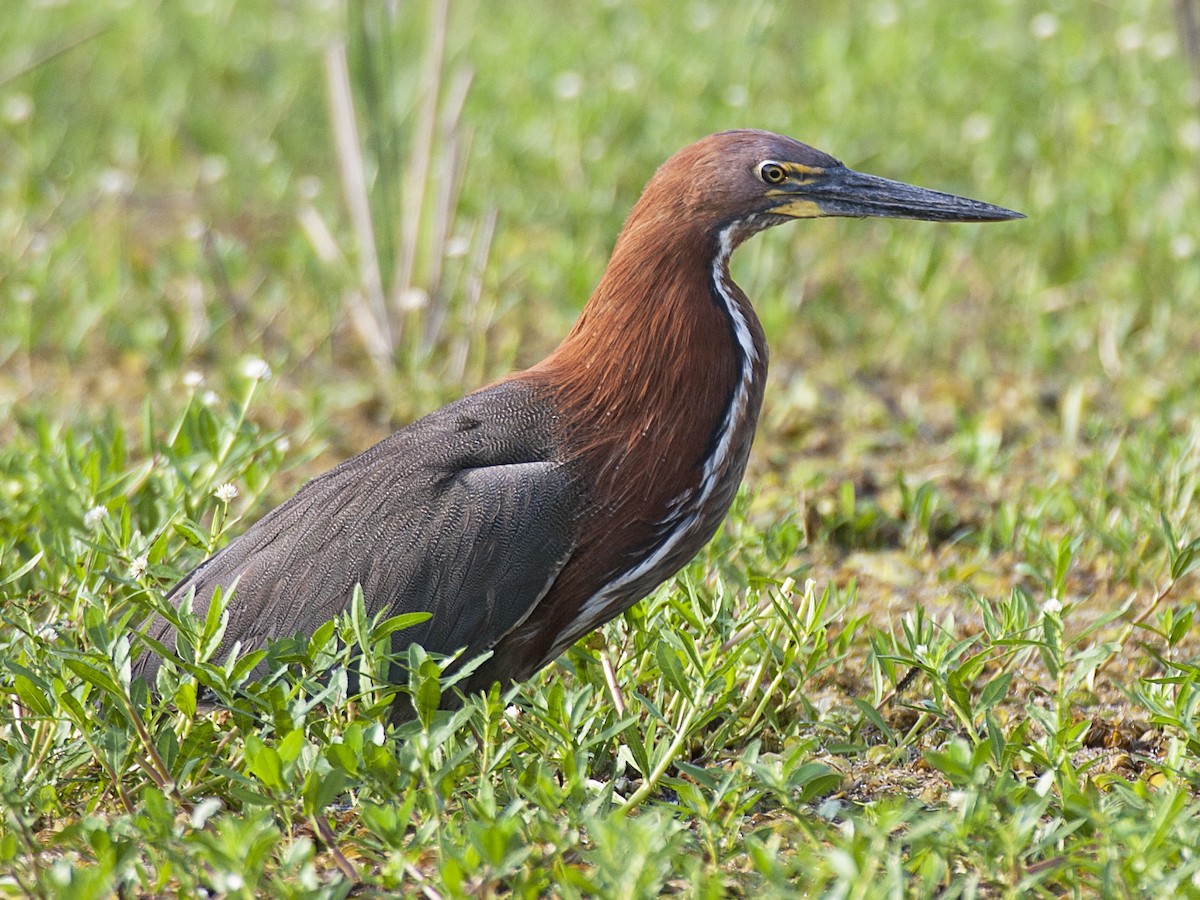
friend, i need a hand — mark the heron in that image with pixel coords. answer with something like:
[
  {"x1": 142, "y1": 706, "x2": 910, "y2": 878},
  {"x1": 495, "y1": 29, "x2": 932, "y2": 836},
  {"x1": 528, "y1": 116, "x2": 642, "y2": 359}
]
[{"x1": 134, "y1": 130, "x2": 1022, "y2": 713}]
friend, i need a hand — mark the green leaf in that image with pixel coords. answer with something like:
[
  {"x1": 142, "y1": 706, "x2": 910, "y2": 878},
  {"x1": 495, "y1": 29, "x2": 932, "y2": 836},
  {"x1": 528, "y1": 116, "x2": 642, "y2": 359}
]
[
  {"x1": 244, "y1": 734, "x2": 284, "y2": 790},
  {"x1": 789, "y1": 763, "x2": 841, "y2": 802},
  {"x1": 303, "y1": 767, "x2": 350, "y2": 816},
  {"x1": 373, "y1": 611, "x2": 433, "y2": 639},
  {"x1": 0, "y1": 550, "x2": 44, "y2": 587},
  {"x1": 173, "y1": 519, "x2": 209, "y2": 549},
  {"x1": 1170, "y1": 541, "x2": 1200, "y2": 581},
  {"x1": 52, "y1": 678, "x2": 88, "y2": 723},
  {"x1": 851, "y1": 697, "x2": 895, "y2": 742},
  {"x1": 1169, "y1": 608, "x2": 1195, "y2": 647},
  {"x1": 277, "y1": 729, "x2": 305, "y2": 767},
  {"x1": 415, "y1": 658, "x2": 443, "y2": 727},
  {"x1": 326, "y1": 742, "x2": 361, "y2": 777},
  {"x1": 978, "y1": 671, "x2": 1014, "y2": 713},
  {"x1": 63, "y1": 658, "x2": 121, "y2": 698},
  {"x1": 14, "y1": 673, "x2": 54, "y2": 718},
  {"x1": 655, "y1": 643, "x2": 690, "y2": 695}
]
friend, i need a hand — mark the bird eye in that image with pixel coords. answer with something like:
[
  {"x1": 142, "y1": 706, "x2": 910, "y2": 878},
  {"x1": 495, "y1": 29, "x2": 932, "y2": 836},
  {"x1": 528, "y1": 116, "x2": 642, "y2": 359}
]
[{"x1": 758, "y1": 162, "x2": 787, "y2": 185}]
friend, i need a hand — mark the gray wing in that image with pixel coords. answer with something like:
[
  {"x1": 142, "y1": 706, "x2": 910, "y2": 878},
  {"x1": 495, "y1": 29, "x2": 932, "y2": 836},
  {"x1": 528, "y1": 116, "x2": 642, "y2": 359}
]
[{"x1": 134, "y1": 381, "x2": 579, "y2": 684}]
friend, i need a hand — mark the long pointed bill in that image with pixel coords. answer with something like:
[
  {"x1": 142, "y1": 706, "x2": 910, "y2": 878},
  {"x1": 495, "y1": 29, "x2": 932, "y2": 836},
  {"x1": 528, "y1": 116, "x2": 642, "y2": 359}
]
[{"x1": 780, "y1": 167, "x2": 1024, "y2": 223}]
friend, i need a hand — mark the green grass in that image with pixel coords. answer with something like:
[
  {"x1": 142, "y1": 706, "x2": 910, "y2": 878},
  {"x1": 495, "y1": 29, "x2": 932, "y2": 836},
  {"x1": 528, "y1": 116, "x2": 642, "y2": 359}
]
[{"x1": 3, "y1": 0, "x2": 1200, "y2": 895}]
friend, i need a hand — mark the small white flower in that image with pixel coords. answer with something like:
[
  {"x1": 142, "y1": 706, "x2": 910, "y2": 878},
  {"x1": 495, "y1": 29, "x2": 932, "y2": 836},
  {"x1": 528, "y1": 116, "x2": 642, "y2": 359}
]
[
  {"x1": 274, "y1": 436, "x2": 291, "y2": 454},
  {"x1": 1115, "y1": 24, "x2": 1143, "y2": 54},
  {"x1": 914, "y1": 644, "x2": 929, "y2": 657},
  {"x1": 1171, "y1": 234, "x2": 1196, "y2": 260},
  {"x1": 129, "y1": 555, "x2": 149, "y2": 579},
  {"x1": 961, "y1": 112, "x2": 993, "y2": 144},
  {"x1": 254, "y1": 139, "x2": 277, "y2": 167},
  {"x1": 1148, "y1": 32, "x2": 1175, "y2": 61},
  {"x1": 553, "y1": 72, "x2": 583, "y2": 100},
  {"x1": 182, "y1": 370, "x2": 205, "y2": 389},
  {"x1": 83, "y1": 505, "x2": 108, "y2": 529},
  {"x1": 610, "y1": 63, "x2": 638, "y2": 93},
  {"x1": 297, "y1": 175, "x2": 321, "y2": 200},
  {"x1": 1030, "y1": 12, "x2": 1059, "y2": 40},
  {"x1": 723, "y1": 84, "x2": 748, "y2": 108},
  {"x1": 688, "y1": 3, "x2": 716, "y2": 31},
  {"x1": 871, "y1": 1, "x2": 898, "y2": 27},
  {"x1": 190, "y1": 797, "x2": 223, "y2": 829},
  {"x1": 198, "y1": 154, "x2": 228, "y2": 185},
  {"x1": 97, "y1": 168, "x2": 132, "y2": 196},
  {"x1": 201, "y1": 390, "x2": 220, "y2": 407},
  {"x1": 3, "y1": 93, "x2": 34, "y2": 125},
  {"x1": 1179, "y1": 119, "x2": 1200, "y2": 152},
  {"x1": 1043, "y1": 596, "x2": 1063, "y2": 615},
  {"x1": 183, "y1": 217, "x2": 207, "y2": 241},
  {"x1": 213, "y1": 483, "x2": 238, "y2": 503},
  {"x1": 241, "y1": 357, "x2": 271, "y2": 382}
]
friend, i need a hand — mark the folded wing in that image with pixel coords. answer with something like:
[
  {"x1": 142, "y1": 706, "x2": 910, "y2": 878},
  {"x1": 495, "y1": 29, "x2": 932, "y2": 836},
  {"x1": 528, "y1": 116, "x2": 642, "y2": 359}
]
[{"x1": 134, "y1": 382, "x2": 579, "y2": 685}]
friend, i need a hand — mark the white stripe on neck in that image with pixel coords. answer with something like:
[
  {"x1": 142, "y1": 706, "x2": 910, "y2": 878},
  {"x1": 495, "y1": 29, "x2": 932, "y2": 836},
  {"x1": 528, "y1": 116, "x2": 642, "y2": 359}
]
[{"x1": 550, "y1": 222, "x2": 758, "y2": 658}]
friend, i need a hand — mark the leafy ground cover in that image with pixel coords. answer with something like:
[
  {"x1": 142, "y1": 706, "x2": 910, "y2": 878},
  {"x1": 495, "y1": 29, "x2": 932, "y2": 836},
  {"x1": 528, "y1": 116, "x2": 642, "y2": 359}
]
[{"x1": 2, "y1": 0, "x2": 1200, "y2": 895}]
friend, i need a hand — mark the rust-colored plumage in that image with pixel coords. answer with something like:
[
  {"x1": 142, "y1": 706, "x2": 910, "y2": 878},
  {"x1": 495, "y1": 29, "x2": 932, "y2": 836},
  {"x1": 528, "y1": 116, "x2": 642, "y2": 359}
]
[{"x1": 134, "y1": 130, "x2": 1021, "y2": 707}]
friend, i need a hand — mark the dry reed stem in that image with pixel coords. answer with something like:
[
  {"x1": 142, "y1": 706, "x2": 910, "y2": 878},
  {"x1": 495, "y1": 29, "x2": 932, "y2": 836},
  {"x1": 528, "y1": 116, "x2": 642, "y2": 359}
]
[{"x1": 325, "y1": 40, "x2": 392, "y2": 366}]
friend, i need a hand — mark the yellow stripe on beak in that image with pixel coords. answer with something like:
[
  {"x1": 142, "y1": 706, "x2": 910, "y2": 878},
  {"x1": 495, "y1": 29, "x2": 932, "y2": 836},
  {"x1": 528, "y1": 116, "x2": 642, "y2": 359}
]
[{"x1": 769, "y1": 197, "x2": 824, "y2": 218}]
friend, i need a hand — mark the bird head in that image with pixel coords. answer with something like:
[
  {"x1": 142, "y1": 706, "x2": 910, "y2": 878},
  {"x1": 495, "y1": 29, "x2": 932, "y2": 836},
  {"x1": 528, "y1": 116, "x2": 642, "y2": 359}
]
[{"x1": 643, "y1": 130, "x2": 1023, "y2": 241}]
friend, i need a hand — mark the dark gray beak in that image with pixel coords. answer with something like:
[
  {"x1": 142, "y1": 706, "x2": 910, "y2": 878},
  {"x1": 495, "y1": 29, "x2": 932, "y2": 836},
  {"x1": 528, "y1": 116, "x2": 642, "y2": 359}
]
[{"x1": 808, "y1": 166, "x2": 1024, "y2": 222}]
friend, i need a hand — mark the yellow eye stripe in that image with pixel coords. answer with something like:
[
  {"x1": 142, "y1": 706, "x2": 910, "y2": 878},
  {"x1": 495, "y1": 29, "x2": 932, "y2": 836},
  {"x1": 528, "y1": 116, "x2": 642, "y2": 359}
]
[
  {"x1": 758, "y1": 160, "x2": 825, "y2": 188},
  {"x1": 763, "y1": 161, "x2": 824, "y2": 177},
  {"x1": 757, "y1": 161, "x2": 828, "y2": 218},
  {"x1": 783, "y1": 163, "x2": 824, "y2": 177}
]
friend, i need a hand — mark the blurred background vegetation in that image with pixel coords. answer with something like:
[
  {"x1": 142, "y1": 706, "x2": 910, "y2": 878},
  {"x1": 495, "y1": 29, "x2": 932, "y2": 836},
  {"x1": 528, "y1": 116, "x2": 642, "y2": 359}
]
[
  {"x1": 2, "y1": 0, "x2": 1200, "y2": 894},
  {"x1": 4, "y1": 0, "x2": 1196, "y2": 438}
]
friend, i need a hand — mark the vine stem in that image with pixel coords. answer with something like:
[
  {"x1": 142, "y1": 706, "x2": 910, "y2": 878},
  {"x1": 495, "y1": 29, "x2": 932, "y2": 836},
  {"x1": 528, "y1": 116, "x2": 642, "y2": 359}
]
[{"x1": 617, "y1": 699, "x2": 700, "y2": 815}]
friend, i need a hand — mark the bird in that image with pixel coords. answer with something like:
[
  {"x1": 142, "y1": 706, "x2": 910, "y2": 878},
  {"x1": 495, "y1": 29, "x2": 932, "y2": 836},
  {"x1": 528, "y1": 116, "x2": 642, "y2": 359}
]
[{"x1": 134, "y1": 130, "x2": 1021, "y2": 710}]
